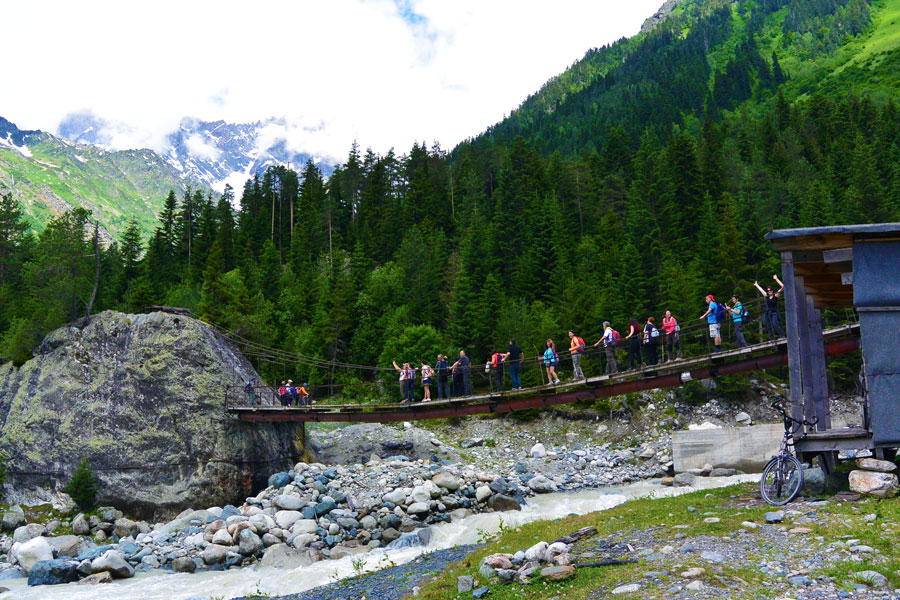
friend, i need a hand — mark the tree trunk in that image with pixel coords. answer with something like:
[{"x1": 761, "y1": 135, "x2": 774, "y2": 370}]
[{"x1": 86, "y1": 219, "x2": 100, "y2": 319}]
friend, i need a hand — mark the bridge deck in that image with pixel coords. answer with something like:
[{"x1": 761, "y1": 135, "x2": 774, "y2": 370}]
[{"x1": 227, "y1": 325, "x2": 858, "y2": 423}]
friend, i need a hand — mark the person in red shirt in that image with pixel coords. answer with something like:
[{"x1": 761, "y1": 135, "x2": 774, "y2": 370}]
[{"x1": 661, "y1": 310, "x2": 682, "y2": 361}]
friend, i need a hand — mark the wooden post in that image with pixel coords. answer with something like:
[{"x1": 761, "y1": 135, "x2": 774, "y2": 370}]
[
  {"x1": 781, "y1": 252, "x2": 805, "y2": 425},
  {"x1": 807, "y1": 299, "x2": 830, "y2": 430}
]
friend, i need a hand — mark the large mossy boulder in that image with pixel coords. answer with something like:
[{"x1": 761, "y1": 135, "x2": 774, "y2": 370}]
[{"x1": 0, "y1": 311, "x2": 297, "y2": 519}]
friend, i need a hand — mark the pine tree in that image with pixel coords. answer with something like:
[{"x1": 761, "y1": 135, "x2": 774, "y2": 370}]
[{"x1": 0, "y1": 193, "x2": 29, "y2": 288}]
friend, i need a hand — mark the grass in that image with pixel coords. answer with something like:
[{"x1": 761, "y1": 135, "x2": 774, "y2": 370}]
[{"x1": 415, "y1": 482, "x2": 900, "y2": 600}]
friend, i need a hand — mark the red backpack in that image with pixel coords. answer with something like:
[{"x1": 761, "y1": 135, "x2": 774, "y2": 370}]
[
  {"x1": 576, "y1": 337, "x2": 586, "y2": 353},
  {"x1": 492, "y1": 353, "x2": 503, "y2": 367},
  {"x1": 610, "y1": 330, "x2": 622, "y2": 346}
]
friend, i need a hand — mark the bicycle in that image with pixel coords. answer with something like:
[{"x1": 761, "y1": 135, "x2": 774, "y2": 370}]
[{"x1": 760, "y1": 398, "x2": 818, "y2": 506}]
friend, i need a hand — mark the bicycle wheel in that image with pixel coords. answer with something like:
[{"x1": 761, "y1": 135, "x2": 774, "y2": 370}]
[{"x1": 760, "y1": 455, "x2": 804, "y2": 506}]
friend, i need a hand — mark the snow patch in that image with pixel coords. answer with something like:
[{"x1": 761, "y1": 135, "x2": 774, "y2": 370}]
[
  {"x1": 184, "y1": 133, "x2": 222, "y2": 161},
  {"x1": 0, "y1": 134, "x2": 32, "y2": 157},
  {"x1": 74, "y1": 154, "x2": 87, "y2": 163}
]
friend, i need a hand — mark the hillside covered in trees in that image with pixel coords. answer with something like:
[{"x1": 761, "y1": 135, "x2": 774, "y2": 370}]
[{"x1": 0, "y1": 0, "x2": 897, "y2": 395}]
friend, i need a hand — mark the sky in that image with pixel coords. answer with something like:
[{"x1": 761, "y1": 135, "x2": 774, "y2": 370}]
[{"x1": 4, "y1": 0, "x2": 662, "y2": 163}]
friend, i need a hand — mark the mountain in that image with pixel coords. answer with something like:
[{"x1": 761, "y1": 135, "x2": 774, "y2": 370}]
[
  {"x1": 58, "y1": 113, "x2": 334, "y2": 194},
  {"x1": 0, "y1": 117, "x2": 199, "y2": 241},
  {"x1": 466, "y1": 0, "x2": 899, "y2": 156}
]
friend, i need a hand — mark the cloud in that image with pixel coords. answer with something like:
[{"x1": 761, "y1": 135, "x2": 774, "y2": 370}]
[
  {"x1": 185, "y1": 133, "x2": 222, "y2": 161},
  {"x1": 2, "y1": 0, "x2": 662, "y2": 163}
]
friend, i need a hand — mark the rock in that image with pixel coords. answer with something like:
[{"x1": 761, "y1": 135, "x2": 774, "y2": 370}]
[
  {"x1": 475, "y1": 486, "x2": 492, "y2": 502},
  {"x1": 407, "y1": 502, "x2": 430, "y2": 515},
  {"x1": 803, "y1": 467, "x2": 826, "y2": 496},
  {"x1": 488, "y1": 494, "x2": 522, "y2": 512},
  {"x1": 457, "y1": 575, "x2": 475, "y2": 593},
  {"x1": 701, "y1": 551, "x2": 725, "y2": 563},
  {"x1": 611, "y1": 583, "x2": 641, "y2": 593},
  {"x1": 530, "y1": 443, "x2": 547, "y2": 458},
  {"x1": 172, "y1": 557, "x2": 197, "y2": 573},
  {"x1": 212, "y1": 528, "x2": 233, "y2": 545},
  {"x1": 91, "y1": 550, "x2": 134, "y2": 579},
  {"x1": 856, "y1": 458, "x2": 897, "y2": 473},
  {"x1": 27, "y1": 559, "x2": 80, "y2": 586},
  {"x1": 330, "y1": 545, "x2": 369, "y2": 560},
  {"x1": 141, "y1": 555, "x2": 160, "y2": 569},
  {"x1": 410, "y1": 485, "x2": 432, "y2": 504},
  {"x1": 238, "y1": 529, "x2": 263, "y2": 555},
  {"x1": 13, "y1": 523, "x2": 45, "y2": 544},
  {"x1": 381, "y1": 528, "x2": 401, "y2": 543},
  {"x1": 638, "y1": 446, "x2": 656, "y2": 459},
  {"x1": 764, "y1": 511, "x2": 785, "y2": 523},
  {"x1": 709, "y1": 468, "x2": 736, "y2": 477},
  {"x1": 274, "y1": 494, "x2": 305, "y2": 510},
  {"x1": 472, "y1": 586, "x2": 490, "y2": 599},
  {"x1": 71, "y1": 513, "x2": 90, "y2": 535},
  {"x1": 113, "y1": 518, "x2": 139, "y2": 538},
  {"x1": 849, "y1": 470, "x2": 898, "y2": 498},
  {"x1": 12, "y1": 536, "x2": 54, "y2": 574},
  {"x1": 309, "y1": 423, "x2": 461, "y2": 464},
  {"x1": 525, "y1": 541, "x2": 548, "y2": 562},
  {"x1": 461, "y1": 438, "x2": 484, "y2": 449},
  {"x1": 681, "y1": 567, "x2": 705, "y2": 577},
  {"x1": 269, "y1": 472, "x2": 292, "y2": 489},
  {"x1": 291, "y1": 519, "x2": 318, "y2": 535},
  {"x1": 672, "y1": 472, "x2": 696, "y2": 487},
  {"x1": 315, "y1": 500, "x2": 337, "y2": 516},
  {"x1": 78, "y1": 571, "x2": 113, "y2": 585},
  {"x1": 526, "y1": 475, "x2": 557, "y2": 493},
  {"x1": 383, "y1": 488, "x2": 408, "y2": 505},
  {"x1": 856, "y1": 570, "x2": 889, "y2": 589},
  {"x1": 735, "y1": 412, "x2": 752, "y2": 425},
  {"x1": 432, "y1": 472, "x2": 460, "y2": 491},
  {"x1": 741, "y1": 521, "x2": 758, "y2": 529},
  {"x1": 275, "y1": 510, "x2": 304, "y2": 530},
  {"x1": 0, "y1": 512, "x2": 25, "y2": 532},
  {"x1": 686, "y1": 580, "x2": 704, "y2": 591},
  {"x1": 200, "y1": 544, "x2": 230, "y2": 565},
  {"x1": 0, "y1": 311, "x2": 297, "y2": 520},
  {"x1": 260, "y1": 544, "x2": 316, "y2": 569},
  {"x1": 48, "y1": 535, "x2": 88, "y2": 558}
]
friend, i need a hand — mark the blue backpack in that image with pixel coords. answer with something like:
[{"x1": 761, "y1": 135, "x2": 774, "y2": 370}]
[{"x1": 714, "y1": 302, "x2": 727, "y2": 323}]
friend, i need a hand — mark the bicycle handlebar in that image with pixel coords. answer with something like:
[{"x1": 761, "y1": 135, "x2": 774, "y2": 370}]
[{"x1": 770, "y1": 399, "x2": 819, "y2": 428}]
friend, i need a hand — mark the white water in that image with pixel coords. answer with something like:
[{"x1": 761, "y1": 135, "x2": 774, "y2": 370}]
[{"x1": 2, "y1": 475, "x2": 754, "y2": 600}]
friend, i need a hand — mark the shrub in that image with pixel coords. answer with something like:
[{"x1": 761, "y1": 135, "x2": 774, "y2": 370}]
[{"x1": 65, "y1": 458, "x2": 99, "y2": 511}]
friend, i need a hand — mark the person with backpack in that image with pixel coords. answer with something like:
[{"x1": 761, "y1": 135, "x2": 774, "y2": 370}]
[
  {"x1": 298, "y1": 382, "x2": 310, "y2": 406},
  {"x1": 754, "y1": 276, "x2": 785, "y2": 340},
  {"x1": 698, "y1": 295, "x2": 723, "y2": 352},
  {"x1": 245, "y1": 378, "x2": 258, "y2": 406},
  {"x1": 435, "y1": 354, "x2": 450, "y2": 399},
  {"x1": 543, "y1": 338, "x2": 561, "y2": 384},
  {"x1": 489, "y1": 348, "x2": 505, "y2": 393},
  {"x1": 593, "y1": 321, "x2": 619, "y2": 375},
  {"x1": 392, "y1": 360, "x2": 416, "y2": 403},
  {"x1": 420, "y1": 360, "x2": 434, "y2": 401},
  {"x1": 568, "y1": 330, "x2": 586, "y2": 380},
  {"x1": 725, "y1": 294, "x2": 749, "y2": 348},
  {"x1": 287, "y1": 380, "x2": 299, "y2": 406},
  {"x1": 643, "y1": 316, "x2": 660, "y2": 365},
  {"x1": 503, "y1": 339, "x2": 524, "y2": 390},
  {"x1": 661, "y1": 310, "x2": 682, "y2": 361},
  {"x1": 278, "y1": 380, "x2": 289, "y2": 406},
  {"x1": 624, "y1": 317, "x2": 642, "y2": 370}
]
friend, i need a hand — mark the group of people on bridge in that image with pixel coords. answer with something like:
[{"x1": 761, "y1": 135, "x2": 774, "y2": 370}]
[{"x1": 388, "y1": 275, "x2": 787, "y2": 404}]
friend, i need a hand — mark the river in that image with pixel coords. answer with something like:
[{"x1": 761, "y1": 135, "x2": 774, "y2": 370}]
[{"x1": 3, "y1": 475, "x2": 754, "y2": 600}]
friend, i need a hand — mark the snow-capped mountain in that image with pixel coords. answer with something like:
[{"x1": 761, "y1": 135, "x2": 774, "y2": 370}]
[{"x1": 57, "y1": 113, "x2": 334, "y2": 195}]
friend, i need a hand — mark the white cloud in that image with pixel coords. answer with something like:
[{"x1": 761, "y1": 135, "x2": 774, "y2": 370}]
[
  {"x1": 185, "y1": 133, "x2": 222, "y2": 161},
  {"x1": 2, "y1": 0, "x2": 662, "y2": 163}
]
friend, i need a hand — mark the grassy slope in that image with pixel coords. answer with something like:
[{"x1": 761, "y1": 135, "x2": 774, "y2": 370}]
[
  {"x1": 0, "y1": 134, "x2": 198, "y2": 241},
  {"x1": 416, "y1": 482, "x2": 900, "y2": 599}
]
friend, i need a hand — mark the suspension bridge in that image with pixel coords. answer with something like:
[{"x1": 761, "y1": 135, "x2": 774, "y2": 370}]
[{"x1": 222, "y1": 323, "x2": 860, "y2": 423}]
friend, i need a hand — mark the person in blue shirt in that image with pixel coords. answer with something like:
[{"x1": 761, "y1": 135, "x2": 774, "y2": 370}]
[
  {"x1": 698, "y1": 294, "x2": 723, "y2": 352},
  {"x1": 726, "y1": 294, "x2": 749, "y2": 348}
]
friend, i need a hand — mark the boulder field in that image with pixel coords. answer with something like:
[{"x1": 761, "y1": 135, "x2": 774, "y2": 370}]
[{"x1": 0, "y1": 310, "x2": 297, "y2": 520}]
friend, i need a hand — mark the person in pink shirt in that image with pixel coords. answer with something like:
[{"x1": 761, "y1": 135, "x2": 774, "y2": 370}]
[{"x1": 661, "y1": 310, "x2": 682, "y2": 361}]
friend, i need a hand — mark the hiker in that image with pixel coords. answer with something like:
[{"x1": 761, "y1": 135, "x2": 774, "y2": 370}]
[
  {"x1": 503, "y1": 339, "x2": 524, "y2": 390},
  {"x1": 298, "y1": 382, "x2": 310, "y2": 407},
  {"x1": 278, "y1": 380, "x2": 289, "y2": 406},
  {"x1": 245, "y1": 378, "x2": 258, "y2": 406},
  {"x1": 661, "y1": 310, "x2": 682, "y2": 361},
  {"x1": 698, "y1": 295, "x2": 723, "y2": 352},
  {"x1": 754, "y1": 276, "x2": 785, "y2": 340},
  {"x1": 568, "y1": 330, "x2": 586, "y2": 380},
  {"x1": 450, "y1": 351, "x2": 472, "y2": 396},
  {"x1": 624, "y1": 317, "x2": 642, "y2": 370},
  {"x1": 392, "y1": 360, "x2": 416, "y2": 403},
  {"x1": 488, "y1": 348, "x2": 505, "y2": 393},
  {"x1": 593, "y1": 321, "x2": 618, "y2": 375},
  {"x1": 287, "y1": 380, "x2": 298, "y2": 406},
  {"x1": 420, "y1": 360, "x2": 434, "y2": 401},
  {"x1": 435, "y1": 354, "x2": 450, "y2": 399},
  {"x1": 726, "y1": 294, "x2": 749, "y2": 348},
  {"x1": 543, "y1": 339, "x2": 560, "y2": 384},
  {"x1": 643, "y1": 316, "x2": 660, "y2": 366}
]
